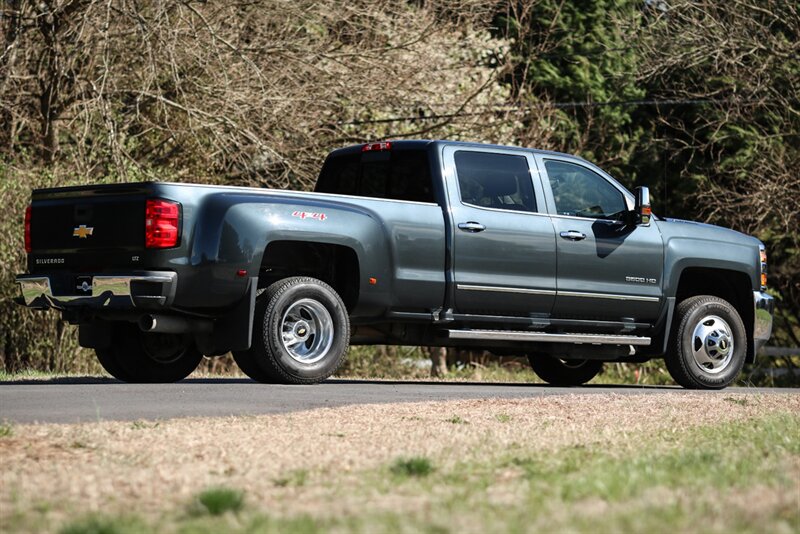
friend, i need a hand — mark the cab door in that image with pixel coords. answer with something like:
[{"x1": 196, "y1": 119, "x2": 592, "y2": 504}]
[
  {"x1": 535, "y1": 155, "x2": 664, "y2": 322},
  {"x1": 443, "y1": 146, "x2": 557, "y2": 317}
]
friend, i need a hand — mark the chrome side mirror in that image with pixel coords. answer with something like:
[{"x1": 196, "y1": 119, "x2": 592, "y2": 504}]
[{"x1": 634, "y1": 186, "x2": 651, "y2": 226}]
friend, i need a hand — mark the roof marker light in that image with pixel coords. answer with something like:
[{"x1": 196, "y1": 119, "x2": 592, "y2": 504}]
[{"x1": 362, "y1": 141, "x2": 392, "y2": 152}]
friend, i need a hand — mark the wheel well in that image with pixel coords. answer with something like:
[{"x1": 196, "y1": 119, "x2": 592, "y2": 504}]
[
  {"x1": 675, "y1": 267, "x2": 754, "y2": 361},
  {"x1": 259, "y1": 241, "x2": 359, "y2": 311}
]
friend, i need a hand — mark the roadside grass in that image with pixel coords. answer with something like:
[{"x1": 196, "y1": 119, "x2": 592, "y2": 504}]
[
  {"x1": 445, "y1": 414, "x2": 468, "y2": 424},
  {"x1": 0, "y1": 350, "x2": 792, "y2": 387},
  {"x1": 6, "y1": 402, "x2": 798, "y2": 534},
  {"x1": 506, "y1": 412, "x2": 799, "y2": 504},
  {"x1": 389, "y1": 456, "x2": 434, "y2": 478},
  {"x1": 0, "y1": 420, "x2": 12, "y2": 437},
  {"x1": 273, "y1": 469, "x2": 309, "y2": 488},
  {"x1": 190, "y1": 487, "x2": 245, "y2": 516},
  {"x1": 59, "y1": 514, "x2": 148, "y2": 534},
  {"x1": 0, "y1": 369, "x2": 98, "y2": 381}
]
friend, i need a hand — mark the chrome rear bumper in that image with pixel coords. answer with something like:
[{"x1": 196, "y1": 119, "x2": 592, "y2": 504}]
[
  {"x1": 15, "y1": 272, "x2": 177, "y2": 310},
  {"x1": 753, "y1": 291, "x2": 774, "y2": 353}
]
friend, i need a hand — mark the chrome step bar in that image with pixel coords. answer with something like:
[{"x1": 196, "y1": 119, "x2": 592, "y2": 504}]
[{"x1": 446, "y1": 329, "x2": 651, "y2": 346}]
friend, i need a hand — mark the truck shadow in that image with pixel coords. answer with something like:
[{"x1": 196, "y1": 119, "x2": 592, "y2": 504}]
[{"x1": 0, "y1": 376, "x2": 678, "y2": 389}]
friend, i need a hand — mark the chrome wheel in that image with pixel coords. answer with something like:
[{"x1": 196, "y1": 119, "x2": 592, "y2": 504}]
[
  {"x1": 691, "y1": 315, "x2": 734, "y2": 374},
  {"x1": 280, "y1": 298, "x2": 334, "y2": 364}
]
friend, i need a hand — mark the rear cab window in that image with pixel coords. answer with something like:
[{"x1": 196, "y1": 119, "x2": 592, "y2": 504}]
[
  {"x1": 454, "y1": 151, "x2": 537, "y2": 212},
  {"x1": 315, "y1": 148, "x2": 434, "y2": 203}
]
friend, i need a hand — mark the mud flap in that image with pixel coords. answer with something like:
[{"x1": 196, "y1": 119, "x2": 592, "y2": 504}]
[{"x1": 196, "y1": 277, "x2": 258, "y2": 355}]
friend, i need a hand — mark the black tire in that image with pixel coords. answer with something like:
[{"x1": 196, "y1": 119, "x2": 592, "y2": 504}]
[
  {"x1": 94, "y1": 323, "x2": 203, "y2": 383},
  {"x1": 232, "y1": 276, "x2": 350, "y2": 384},
  {"x1": 96, "y1": 344, "x2": 135, "y2": 382},
  {"x1": 527, "y1": 354, "x2": 603, "y2": 386},
  {"x1": 665, "y1": 295, "x2": 746, "y2": 390}
]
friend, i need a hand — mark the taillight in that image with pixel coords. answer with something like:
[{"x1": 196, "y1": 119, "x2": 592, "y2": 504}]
[
  {"x1": 145, "y1": 199, "x2": 181, "y2": 249},
  {"x1": 24, "y1": 205, "x2": 32, "y2": 253},
  {"x1": 362, "y1": 141, "x2": 391, "y2": 152},
  {"x1": 759, "y1": 245, "x2": 767, "y2": 290}
]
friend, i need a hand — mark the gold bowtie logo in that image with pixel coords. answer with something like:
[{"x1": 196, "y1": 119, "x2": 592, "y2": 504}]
[{"x1": 73, "y1": 225, "x2": 94, "y2": 238}]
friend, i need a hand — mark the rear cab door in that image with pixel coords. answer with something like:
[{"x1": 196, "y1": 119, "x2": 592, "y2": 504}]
[
  {"x1": 441, "y1": 144, "x2": 557, "y2": 318},
  {"x1": 315, "y1": 142, "x2": 447, "y2": 316},
  {"x1": 533, "y1": 153, "x2": 664, "y2": 323}
]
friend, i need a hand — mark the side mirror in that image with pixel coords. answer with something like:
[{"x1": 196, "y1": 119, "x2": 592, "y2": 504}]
[{"x1": 634, "y1": 186, "x2": 651, "y2": 226}]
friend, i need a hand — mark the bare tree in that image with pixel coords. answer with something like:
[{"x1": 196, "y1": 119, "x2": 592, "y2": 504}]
[
  {"x1": 638, "y1": 0, "x2": 800, "y2": 343},
  {"x1": 1, "y1": 0, "x2": 559, "y2": 372},
  {"x1": 2, "y1": 0, "x2": 543, "y2": 183}
]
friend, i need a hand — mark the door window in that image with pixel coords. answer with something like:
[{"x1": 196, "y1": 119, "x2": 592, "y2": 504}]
[
  {"x1": 454, "y1": 151, "x2": 537, "y2": 212},
  {"x1": 544, "y1": 160, "x2": 626, "y2": 220}
]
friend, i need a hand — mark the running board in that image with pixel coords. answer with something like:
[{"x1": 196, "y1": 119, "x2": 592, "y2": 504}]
[{"x1": 446, "y1": 329, "x2": 651, "y2": 346}]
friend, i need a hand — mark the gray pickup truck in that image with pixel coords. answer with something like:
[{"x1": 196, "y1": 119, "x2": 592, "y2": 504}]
[{"x1": 16, "y1": 140, "x2": 774, "y2": 389}]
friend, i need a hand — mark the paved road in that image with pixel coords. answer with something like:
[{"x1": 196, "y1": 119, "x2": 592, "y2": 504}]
[{"x1": 0, "y1": 378, "x2": 796, "y2": 424}]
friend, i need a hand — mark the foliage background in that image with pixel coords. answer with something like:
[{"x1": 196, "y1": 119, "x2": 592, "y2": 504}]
[{"x1": 1, "y1": 0, "x2": 797, "y2": 378}]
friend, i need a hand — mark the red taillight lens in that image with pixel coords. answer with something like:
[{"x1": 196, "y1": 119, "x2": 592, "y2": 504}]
[
  {"x1": 145, "y1": 199, "x2": 181, "y2": 249},
  {"x1": 24, "y1": 205, "x2": 32, "y2": 253},
  {"x1": 362, "y1": 141, "x2": 391, "y2": 152}
]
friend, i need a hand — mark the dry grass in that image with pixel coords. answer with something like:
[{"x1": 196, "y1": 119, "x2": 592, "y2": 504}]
[{"x1": 1, "y1": 393, "x2": 798, "y2": 532}]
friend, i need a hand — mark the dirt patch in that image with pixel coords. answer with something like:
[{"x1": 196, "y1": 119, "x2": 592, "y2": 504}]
[{"x1": 1, "y1": 393, "x2": 798, "y2": 522}]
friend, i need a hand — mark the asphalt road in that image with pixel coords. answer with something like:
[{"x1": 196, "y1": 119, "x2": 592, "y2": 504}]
[{"x1": 1, "y1": 378, "x2": 796, "y2": 424}]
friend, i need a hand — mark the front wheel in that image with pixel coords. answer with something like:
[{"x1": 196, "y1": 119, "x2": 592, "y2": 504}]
[
  {"x1": 95, "y1": 323, "x2": 203, "y2": 383},
  {"x1": 233, "y1": 276, "x2": 350, "y2": 384},
  {"x1": 527, "y1": 355, "x2": 603, "y2": 386},
  {"x1": 665, "y1": 295, "x2": 746, "y2": 389}
]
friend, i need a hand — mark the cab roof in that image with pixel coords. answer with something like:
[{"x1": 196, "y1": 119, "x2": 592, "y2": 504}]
[{"x1": 327, "y1": 140, "x2": 590, "y2": 164}]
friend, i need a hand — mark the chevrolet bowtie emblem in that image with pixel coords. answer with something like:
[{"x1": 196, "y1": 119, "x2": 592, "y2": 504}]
[{"x1": 73, "y1": 225, "x2": 94, "y2": 238}]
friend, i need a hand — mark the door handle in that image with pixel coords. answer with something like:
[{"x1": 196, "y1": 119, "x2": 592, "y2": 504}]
[
  {"x1": 458, "y1": 221, "x2": 486, "y2": 233},
  {"x1": 560, "y1": 230, "x2": 586, "y2": 241}
]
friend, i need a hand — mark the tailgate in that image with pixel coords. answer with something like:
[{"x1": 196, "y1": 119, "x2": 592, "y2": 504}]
[{"x1": 28, "y1": 183, "x2": 155, "y2": 271}]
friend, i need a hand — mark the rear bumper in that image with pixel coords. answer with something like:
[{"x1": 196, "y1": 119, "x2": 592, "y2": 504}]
[
  {"x1": 753, "y1": 291, "x2": 774, "y2": 353},
  {"x1": 15, "y1": 272, "x2": 177, "y2": 310}
]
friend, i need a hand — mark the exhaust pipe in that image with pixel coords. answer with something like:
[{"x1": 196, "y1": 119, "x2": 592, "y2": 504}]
[{"x1": 138, "y1": 314, "x2": 212, "y2": 334}]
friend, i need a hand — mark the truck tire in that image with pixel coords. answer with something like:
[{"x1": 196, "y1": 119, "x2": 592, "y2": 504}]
[
  {"x1": 95, "y1": 323, "x2": 203, "y2": 383},
  {"x1": 233, "y1": 276, "x2": 350, "y2": 384},
  {"x1": 95, "y1": 343, "x2": 134, "y2": 382},
  {"x1": 527, "y1": 355, "x2": 603, "y2": 386},
  {"x1": 665, "y1": 295, "x2": 746, "y2": 389}
]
